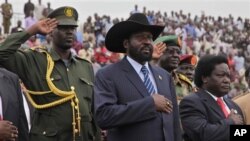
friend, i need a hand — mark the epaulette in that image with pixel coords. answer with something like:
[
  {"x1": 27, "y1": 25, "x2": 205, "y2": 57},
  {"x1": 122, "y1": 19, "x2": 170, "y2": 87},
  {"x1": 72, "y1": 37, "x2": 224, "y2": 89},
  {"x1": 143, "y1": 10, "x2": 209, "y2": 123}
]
[
  {"x1": 29, "y1": 45, "x2": 47, "y2": 52},
  {"x1": 178, "y1": 73, "x2": 192, "y2": 86},
  {"x1": 74, "y1": 55, "x2": 92, "y2": 63},
  {"x1": 172, "y1": 71, "x2": 181, "y2": 85}
]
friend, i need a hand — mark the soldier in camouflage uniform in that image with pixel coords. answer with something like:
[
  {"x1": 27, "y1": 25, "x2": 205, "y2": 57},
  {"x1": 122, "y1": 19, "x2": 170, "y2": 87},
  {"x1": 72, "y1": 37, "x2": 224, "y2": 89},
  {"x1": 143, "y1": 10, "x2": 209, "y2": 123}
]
[
  {"x1": 155, "y1": 35, "x2": 186, "y2": 83},
  {"x1": 175, "y1": 55, "x2": 198, "y2": 102},
  {"x1": 154, "y1": 36, "x2": 198, "y2": 103},
  {"x1": 154, "y1": 35, "x2": 181, "y2": 99}
]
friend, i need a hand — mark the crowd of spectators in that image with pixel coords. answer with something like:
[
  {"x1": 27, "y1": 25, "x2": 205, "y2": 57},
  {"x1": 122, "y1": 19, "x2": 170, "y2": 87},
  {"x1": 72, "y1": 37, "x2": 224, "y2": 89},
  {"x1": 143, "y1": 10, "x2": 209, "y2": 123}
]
[
  {"x1": 81, "y1": 5, "x2": 250, "y2": 98},
  {"x1": 1, "y1": 2, "x2": 250, "y2": 98}
]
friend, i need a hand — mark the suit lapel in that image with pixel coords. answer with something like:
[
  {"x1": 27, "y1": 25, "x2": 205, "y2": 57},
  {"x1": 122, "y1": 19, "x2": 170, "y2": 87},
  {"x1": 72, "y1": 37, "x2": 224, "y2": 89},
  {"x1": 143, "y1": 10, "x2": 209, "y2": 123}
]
[
  {"x1": 0, "y1": 90, "x2": 3, "y2": 117},
  {"x1": 150, "y1": 65, "x2": 164, "y2": 94},
  {"x1": 1, "y1": 92, "x2": 8, "y2": 117},
  {"x1": 0, "y1": 74, "x2": 9, "y2": 117},
  {"x1": 224, "y1": 98, "x2": 232, "y2": 109},
  {"x1": 224, "y1": 98, "x2": 237, "y2": 113},
  {"x1": 120, "y1": 58, "x2": 149, "y2": 97},
  {"x1": 199, "y1": 90, "x2": 225, "y2": 118},
  {"x1": 224, "y1": 98, "x2": 244, "y2": 118}
]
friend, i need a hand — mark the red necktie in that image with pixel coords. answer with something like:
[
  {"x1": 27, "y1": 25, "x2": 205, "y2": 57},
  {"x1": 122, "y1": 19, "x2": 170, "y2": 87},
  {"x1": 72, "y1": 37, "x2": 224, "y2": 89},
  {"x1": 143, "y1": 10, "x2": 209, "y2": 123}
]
[{"x1": 217, "y1": 98, "x2": 229, "y2": 118}]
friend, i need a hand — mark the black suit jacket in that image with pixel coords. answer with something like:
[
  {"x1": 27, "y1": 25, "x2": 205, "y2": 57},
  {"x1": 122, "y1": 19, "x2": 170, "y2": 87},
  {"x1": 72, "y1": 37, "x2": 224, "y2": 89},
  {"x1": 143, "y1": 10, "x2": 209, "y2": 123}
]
[
  {"x1": 94, "y1": 57, "x2": 182, "y2": 141},
  {"x1": 0, "y1": 68, "x2": 29, "y2": 141},
  {"x1": 179, "y1": 89, "x2": 244, "y2": 141}
]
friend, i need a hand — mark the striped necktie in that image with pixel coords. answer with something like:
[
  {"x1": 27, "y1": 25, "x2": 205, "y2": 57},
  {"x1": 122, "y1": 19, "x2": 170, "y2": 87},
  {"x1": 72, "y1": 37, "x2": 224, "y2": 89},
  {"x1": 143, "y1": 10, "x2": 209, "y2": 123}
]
[{"x1": 141, "y1": 65, "x2": 155, "y2": 95}]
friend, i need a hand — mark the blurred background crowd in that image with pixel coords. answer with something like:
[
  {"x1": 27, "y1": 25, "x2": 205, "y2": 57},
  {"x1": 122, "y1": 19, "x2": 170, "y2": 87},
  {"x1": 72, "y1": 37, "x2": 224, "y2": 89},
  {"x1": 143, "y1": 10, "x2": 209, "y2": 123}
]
[{"x1": 0, "y1": 0, "x2": 250, "y2": 99}]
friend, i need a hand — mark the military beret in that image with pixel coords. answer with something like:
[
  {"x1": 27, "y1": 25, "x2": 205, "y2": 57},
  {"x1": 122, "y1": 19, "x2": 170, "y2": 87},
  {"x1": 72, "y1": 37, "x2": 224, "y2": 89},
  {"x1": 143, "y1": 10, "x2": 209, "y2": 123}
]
[
  {"x1": 179, "y1": 54, "x2": 198, "y2": 66},
  {"x1": 154, "y1": 35, "x2": 182, "y2": 48},
  {"x1": 47, "y1": 6, "x2": 78, "y2": 26}
]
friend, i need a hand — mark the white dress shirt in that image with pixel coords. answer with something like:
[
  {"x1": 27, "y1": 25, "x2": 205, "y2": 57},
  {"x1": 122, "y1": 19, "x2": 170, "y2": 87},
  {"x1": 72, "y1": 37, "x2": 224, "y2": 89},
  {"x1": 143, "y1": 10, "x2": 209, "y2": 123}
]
[
  {"x1": 0, "y1": 96, "x2": 2, "y2": 119},
  {"x1": 22, "y1": 93, "x2": 31, "y2": 130},
  {"x1": 206, "y1": 90, "x2": 230, "y2": 114},
  {"x1": 126, "y1": 56, "x2": 158, "y2": 94}
]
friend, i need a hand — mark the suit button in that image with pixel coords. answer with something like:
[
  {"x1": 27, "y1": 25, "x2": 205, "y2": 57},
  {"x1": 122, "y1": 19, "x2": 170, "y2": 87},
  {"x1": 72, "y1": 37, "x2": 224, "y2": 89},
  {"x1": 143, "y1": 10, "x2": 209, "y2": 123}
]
[{"x1": 43, "y1": 131, "x2": 46, "y2": 135}]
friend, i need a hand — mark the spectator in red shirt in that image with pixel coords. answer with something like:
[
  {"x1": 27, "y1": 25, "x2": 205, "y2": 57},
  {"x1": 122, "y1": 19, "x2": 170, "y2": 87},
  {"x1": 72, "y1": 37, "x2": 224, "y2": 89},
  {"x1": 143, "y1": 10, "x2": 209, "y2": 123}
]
[
  {"x1": 228, "y1": 53, "x2": 235, "y2": 69},
  {"x1": 94, "y1": 40, "x2": 110, "y2": 66}
]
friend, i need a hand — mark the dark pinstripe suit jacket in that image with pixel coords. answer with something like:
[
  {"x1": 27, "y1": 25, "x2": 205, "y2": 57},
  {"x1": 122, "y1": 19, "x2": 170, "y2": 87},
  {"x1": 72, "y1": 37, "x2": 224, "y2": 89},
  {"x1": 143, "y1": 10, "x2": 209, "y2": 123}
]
[
  {"x1": 0, "y1": 68, "x2": 29, "y2": 141},
  {"x1": 94, "y1": 57, "x2": 182, "y2": 141},
  {"x1": 179, "y1": 89, "x2": 244, "y2": 141}
]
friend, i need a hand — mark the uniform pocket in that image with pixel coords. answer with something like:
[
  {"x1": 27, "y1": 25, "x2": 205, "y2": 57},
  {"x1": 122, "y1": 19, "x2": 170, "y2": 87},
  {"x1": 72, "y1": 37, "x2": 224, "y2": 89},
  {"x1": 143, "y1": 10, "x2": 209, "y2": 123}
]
[
  {"x1": 29, "y1": 112, "x2": 58, "y2": 141},
  {"x1": 30, "y1": 126, "x2": 57, "y2": 136},
  {"x1": 81, "y1": 115, "x2": 98, "y2": 140},
  {"x1": 80, "y1": 77, "x2": 94, "y2": 86},
  {"x1": 50, "y1": 75, "x2": 62, "y2": 81},
  {"x1": 30, "y1": 127, "x2": 58, "y2": 141},
  {"x1": 79, "y1": 77, "x2": 94, "y2": 99}
]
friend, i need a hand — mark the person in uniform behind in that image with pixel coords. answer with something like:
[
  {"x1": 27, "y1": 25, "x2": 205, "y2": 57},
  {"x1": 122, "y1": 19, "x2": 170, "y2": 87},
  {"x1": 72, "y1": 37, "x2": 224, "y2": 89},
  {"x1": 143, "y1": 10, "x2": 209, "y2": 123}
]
[
  {"x1": 175, "y1": 54, "x2": 198, "y2": 102},
  {"x1": 0, "y1": 6, "x2": 101, "y2": 141},
  {"x1": 1, "y1": 0, "x2": 13, "y2": 34},
  {"x1": 154, "y1": 35, "x2": 191, "y2": 102},
  {"x1": 233, "y1": 66, "x2": 250, "y2": 124},
  {"x1": 154, "y1": 35, "x2": 182, "y2": 75}
]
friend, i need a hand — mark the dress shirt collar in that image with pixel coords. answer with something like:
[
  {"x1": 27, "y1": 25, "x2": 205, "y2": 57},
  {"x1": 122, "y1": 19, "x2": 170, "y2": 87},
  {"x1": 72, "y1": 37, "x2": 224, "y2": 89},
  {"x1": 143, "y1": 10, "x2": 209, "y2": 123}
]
[
  {"x1": 49, "y1": 48, "x2": 77, "y2": 62},
  {"x1": 205, "y1": 90, "x2": 226, "y2": 102},
  {"x1": 126, "y1": 56, "x2": 150, "y2": 74}
]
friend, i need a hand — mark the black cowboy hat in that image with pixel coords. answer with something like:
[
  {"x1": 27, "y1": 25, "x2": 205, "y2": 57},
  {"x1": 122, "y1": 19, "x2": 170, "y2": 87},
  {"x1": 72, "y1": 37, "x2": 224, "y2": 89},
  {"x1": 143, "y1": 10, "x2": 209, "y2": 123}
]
[{"x1": 105, "y1": 13, "x2": 164, "y2": 53}]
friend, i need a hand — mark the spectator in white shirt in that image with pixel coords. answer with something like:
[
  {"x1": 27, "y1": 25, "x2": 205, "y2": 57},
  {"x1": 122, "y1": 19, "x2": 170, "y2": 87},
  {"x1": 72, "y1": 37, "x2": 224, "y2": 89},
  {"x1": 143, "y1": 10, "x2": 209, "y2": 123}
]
[{"x1": 34, "y1": 0, "x2": 45, "y2": 20}]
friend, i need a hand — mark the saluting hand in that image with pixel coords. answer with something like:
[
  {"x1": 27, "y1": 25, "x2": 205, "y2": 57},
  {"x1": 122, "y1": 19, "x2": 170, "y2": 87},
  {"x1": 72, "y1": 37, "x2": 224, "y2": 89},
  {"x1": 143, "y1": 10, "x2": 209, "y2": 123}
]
[
  {"x1": 27, "y1": 18, "x2": 58, "y2": 35},
  {"x1": 152, "y1": 42, "x2": 166, "y2": 59}
]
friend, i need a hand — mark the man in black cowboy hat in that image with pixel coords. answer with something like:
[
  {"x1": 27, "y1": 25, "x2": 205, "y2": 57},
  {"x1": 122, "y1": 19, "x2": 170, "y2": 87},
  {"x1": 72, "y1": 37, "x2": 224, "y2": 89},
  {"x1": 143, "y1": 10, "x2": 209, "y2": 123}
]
[{"x1": 94, "y1": 13, "x2": 182, "y2": 141}]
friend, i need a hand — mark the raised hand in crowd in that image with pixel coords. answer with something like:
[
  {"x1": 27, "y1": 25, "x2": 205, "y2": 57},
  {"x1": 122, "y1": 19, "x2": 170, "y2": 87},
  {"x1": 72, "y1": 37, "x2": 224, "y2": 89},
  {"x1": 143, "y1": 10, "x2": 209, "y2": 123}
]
[{"x1": 152, "y1": 42, "x2": 166, "y2": 59}]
